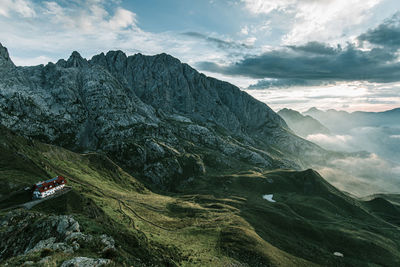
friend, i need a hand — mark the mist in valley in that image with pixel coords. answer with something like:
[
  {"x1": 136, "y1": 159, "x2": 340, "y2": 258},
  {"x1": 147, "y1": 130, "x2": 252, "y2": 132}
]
[{"x1": 282, "y1": 108, "x2": 400, "y2": 197}]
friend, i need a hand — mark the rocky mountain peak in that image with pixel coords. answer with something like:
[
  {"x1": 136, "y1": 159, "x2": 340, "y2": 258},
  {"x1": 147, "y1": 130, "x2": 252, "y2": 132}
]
[
  {"x1": 66, "y1": 51, "x2": 88, "y2": 68},
  {"x1": 0, "y1": 42, "x2": 15, "y2": 68},
  {"x1": 154, "y1": 52, "x2": 181, "y2": 64},
  {"x1": 306, "y1": 107, "x2": 320, "y2": 113},
  {"x1": 0, "y1": 44, "x2": 324, "y2": 183}
]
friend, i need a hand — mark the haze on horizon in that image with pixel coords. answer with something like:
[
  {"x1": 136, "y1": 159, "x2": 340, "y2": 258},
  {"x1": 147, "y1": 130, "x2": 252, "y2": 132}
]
[{"x1": 0, "y1": 0, "x2": 400, "y2": 112}]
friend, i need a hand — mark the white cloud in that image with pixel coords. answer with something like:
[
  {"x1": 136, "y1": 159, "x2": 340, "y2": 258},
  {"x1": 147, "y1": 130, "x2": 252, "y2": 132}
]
[
  {"x1": 0, "y1": 0, "x2": 36, "y2": 18},
  {"x1": 108, "y1": 7, "x2": 137, "y2": 30},
  {"x1": 244, "y1": 81, "x2": 400, "y2": 113},
  {"x1": 242, "y1": 0, "x2": 382, "y2": 45},
  {"x1": 240, "y1": 25, "x2": 249, "y2": 35},
  {"x1": 241, "y1": 0, "x2": 296, "y2": 15},
  {"x1": 41, "y1": 1, "x2": 138, "y2": 34},
  {"x1": 283, "y1": 0, "x2": 381, "y2": 45},
  {"x1": 244, "y1": 37, "x2": 257, "y2": 45}
]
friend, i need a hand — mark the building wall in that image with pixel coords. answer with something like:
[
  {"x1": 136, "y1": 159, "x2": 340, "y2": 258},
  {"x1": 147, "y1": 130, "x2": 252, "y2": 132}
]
[{"x1": 35, "y1": 184, "x2": 65, "y2": 198}]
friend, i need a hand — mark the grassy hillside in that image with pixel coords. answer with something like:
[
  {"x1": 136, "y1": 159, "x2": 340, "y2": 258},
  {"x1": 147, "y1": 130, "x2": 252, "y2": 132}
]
[{"x1": 1, "y1": 126, "x2": 400, "y2": 266}]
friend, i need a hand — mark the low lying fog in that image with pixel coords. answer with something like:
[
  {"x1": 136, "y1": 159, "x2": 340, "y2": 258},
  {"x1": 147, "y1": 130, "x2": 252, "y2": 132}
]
[{"x1": 307, "y1": 125, "x2": 400, "y2": 197}]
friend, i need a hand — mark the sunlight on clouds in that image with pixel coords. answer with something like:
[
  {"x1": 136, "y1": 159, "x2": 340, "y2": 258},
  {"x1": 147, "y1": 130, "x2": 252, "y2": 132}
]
[
  {"x1": 242, "y1": 0, "x2": 382, "y2": 45},
  {"x1": 283, "y1": 0, "x2": 381, "y2": 45},
  {"x1": 244, "y1": 81, "x2": 400, "y2": 112},
  {"x1": 109, "y1": 8, "x2": 137, "y2": 30},
  {"x1": 42, "y1": 1, "x2": 137, "y2": 33},
  {"x1": 240, "y1": 26, "x2": 249, "y2": 35},
  {"x1": 241, "y1": 0, "x2": 296, "y2": 15}
]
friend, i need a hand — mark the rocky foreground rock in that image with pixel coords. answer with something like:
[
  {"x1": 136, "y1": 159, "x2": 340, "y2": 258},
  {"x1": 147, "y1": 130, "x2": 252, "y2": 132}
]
[{"x1": 0, "y1": 210, "x2": 115, "y2": 266}]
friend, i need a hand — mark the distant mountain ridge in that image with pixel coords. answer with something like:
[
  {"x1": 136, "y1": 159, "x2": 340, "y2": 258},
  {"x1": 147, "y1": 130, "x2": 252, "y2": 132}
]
[
  {"x1": 303, "y1": 106, "x2": 400, "y2": 164},
  {"x1": 304, "y1": 107, "x2": 400, "y2": 132},
  {"x1": 278, "y1": 108, "x2": 330, "y2": 137}
]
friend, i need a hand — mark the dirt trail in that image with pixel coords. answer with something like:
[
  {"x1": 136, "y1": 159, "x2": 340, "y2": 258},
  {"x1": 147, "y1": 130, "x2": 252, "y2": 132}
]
[{"x1": 48, "y1": 166, "x2": 178, "y2": 231}]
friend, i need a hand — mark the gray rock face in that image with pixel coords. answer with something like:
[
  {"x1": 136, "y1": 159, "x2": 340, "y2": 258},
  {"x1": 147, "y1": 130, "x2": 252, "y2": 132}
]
[
  {"x1": 0, "y1": 43, "x2": 15, "y2": 69},
  {"x1": 25, "y1": 237, "x2": 74, "y2": 254},
  {"x1": 0, "y1": 210, "x2": 116, "y2": 262},
  {"x1": 92, "y1": 51, "x2": 287, "y2": 136},
  {"x1": 0, "y1": 43, "x2": 325, "y2": 186}
]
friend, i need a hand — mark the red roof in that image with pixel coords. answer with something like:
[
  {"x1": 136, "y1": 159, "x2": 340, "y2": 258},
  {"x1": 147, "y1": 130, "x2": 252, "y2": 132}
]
[{"x1": 34, "y1": 176, "x2": 67, "y2": 193}]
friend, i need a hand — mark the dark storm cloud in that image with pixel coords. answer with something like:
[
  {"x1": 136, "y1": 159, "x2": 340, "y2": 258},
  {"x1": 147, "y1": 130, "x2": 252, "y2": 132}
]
[
  {"x1": 358, "y1": 12, "x2": 400, "y2": 49},
  {"x1": 182, "y1": 32, "x2": 252, "y2": 50},
  {"x1": 287, "y1": 41, "x2": 340, "y2": 55},
  {"x1": 195, "y1": 13, "x2": 400, "y2": 88},
  {"x1": 198, "y1": 43, "x2": 400, "y2": 86},
  {"x1": 248, "y1": 78, "x2": 334, "y2": 89}
]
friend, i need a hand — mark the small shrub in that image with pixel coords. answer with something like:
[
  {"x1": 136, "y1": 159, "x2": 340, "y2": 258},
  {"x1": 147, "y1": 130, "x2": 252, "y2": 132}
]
[
  {"x1": 40, "y1": 248, "x2": 54, "y2": 257},
  {"x1": 102, "y1": 248, "x2": 118, "y2": 259}
]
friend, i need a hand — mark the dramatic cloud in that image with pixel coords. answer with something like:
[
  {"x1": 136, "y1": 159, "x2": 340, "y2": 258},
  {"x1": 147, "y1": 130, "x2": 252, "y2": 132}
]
[
  {"x1": 0, "y1": 0, "x2": 398, "y2": 112},
  {"x1": 358, "y1": 11, "x2": 400, "y2": 48},
  {"x1": 240, "y1": 12, "x2": 400, "y2": 89},
  {"x1": 199, "y1": 42, "x2": 400, "y2": 84},
  {"x1": 248, "y1": 78, "x2": 334, "y2": 89},
  {"x1": 242, "y1": 0, "x2": 382, "y2": 44},
  {"x1": 245, "y1": 81, "x2": 400, "y2": 112},
  {"x1": 287, "y1": 41, "x2": 340, "y2": 55}
]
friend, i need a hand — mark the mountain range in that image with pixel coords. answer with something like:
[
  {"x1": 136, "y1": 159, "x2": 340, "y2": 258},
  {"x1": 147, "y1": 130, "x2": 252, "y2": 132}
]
[
  {"x1": 0, "y1": 42, "x2": 332, "y2": 187},
  {"x1": 304, "y1": 107, "x2": 400, "y2": 133},
  {"x1": 1, "y1": 43, "x2": 400, "y2": 266},
  {"x1": 302, "y1": 107, "x2": 400, "y2": 163},
  {"x1": 277, "y1": 108, "x2": 330, "y2": 138}
]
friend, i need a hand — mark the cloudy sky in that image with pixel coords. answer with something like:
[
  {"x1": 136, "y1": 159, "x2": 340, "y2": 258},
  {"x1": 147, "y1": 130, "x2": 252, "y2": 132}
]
[{"x1": 1, "y1": 0, "x2": 400, "y2": 112}]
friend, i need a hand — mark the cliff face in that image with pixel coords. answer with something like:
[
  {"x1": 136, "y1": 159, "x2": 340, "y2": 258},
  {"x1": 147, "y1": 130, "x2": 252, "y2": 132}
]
[
  {"x1": 0, "y1": 43, "x2": 15, "y2": 69},
  {"x1": 90, "y1": 51, "x2": 287, "y2": 134},
  {"x1": 0, "y1": 44, "x2": 324, "y2": 187}
]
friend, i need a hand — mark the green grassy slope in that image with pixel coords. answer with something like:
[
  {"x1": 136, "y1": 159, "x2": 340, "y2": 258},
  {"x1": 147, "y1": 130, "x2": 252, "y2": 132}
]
[
  {"x1": 179, "y1": 169, "x2": 400, "y2": 266},
  {"x1": 1, "y1": 125, "x2": 400, "y2": 266}
]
